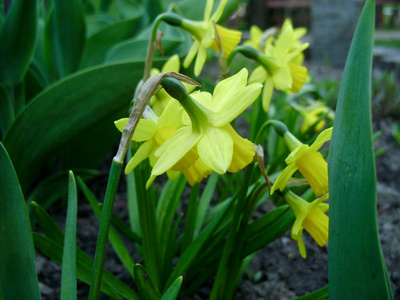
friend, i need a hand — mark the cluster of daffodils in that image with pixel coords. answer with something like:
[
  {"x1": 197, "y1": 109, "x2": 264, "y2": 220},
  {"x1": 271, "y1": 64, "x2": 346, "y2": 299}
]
[
  {"x1": 116, "y1": 0, "x2": 332, "y2": 258},
  {"x1": 116, "y1": 69, "x2": 262, "y2": 187}
]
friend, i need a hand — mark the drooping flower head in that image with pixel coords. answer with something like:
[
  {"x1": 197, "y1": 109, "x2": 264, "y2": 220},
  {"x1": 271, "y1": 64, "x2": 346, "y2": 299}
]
[
  {"x1": 271, "y1": 127, "x2": 332, "y2": 196},
  {"x1": 151, "y1": 68, "x2": 262, "y2": 177},
  {"x1": 115, "y1": 100, "x2": 211, "y2": 187},
  {"x1": 248, "y1": 19, "x2": 309, "y2": 111},
  {"x1": 291, "y1": 101, "x2": 335, "y2": 133},
  {"x1": 180, "y1": 0, "x2": 242, "y2": 76},
  {"x1": 284, "y1": 190, "x2": 329, "y2": 258}
]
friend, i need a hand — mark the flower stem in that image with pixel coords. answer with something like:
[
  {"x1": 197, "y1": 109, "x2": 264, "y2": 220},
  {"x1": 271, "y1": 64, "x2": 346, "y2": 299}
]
[{"x1": 89, "y1": 160, "x2": 123, "y2": 300}]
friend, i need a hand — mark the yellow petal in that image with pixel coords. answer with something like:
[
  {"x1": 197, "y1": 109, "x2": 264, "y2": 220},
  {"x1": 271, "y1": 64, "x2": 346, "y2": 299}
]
[
  {"x1": 224, "y1": 124, "x2": 255, "y2": 172},
  {"x1": 285, "y1": 144, "x2": 309, "y2": 165},
  {"x1": 211, "y1": 0, "x2": 227, "y2": 22},
  {"x1": 272, "y1": 65, "x2": 292, "y2": 91},
  {"x1": 152, "y1": 126, "x2": 201, "y2": 176},
  {"x1": 182, "y1": 159, "x2": 212, "y2": 186},
  {"x1": 270, "y1": 163, "x2": 298, "y2": 194},
  {"x1": 161, "y1": 54, "x2": 180, "y2": 73},
  {"x1": 191, "y1": 91, "x2": 213, "y2": 110},
  {"x1": 204, "y1": 0, "x2": 214, "y2": 21},
  {"x1": 197, "y1": 127, "x2": 233, "y2": 174},
  {"x1": 274, "y1": 20, "x2": 293, "y2": 58},
  {"x1": 262, "y1": 76, "x2": 274, "y2": 112},
  {"x1": 184, "y1": 40, "x2": 200, "y2": 69},
  {"x1": 303, "y1": 208, "x2": 329, "y2": 247},
  {"x1": 194, "y1": 45, "x2": 207, "y2": 76},
  {"x1": 309, "y1": 127, "x2": 333, "y2": 152},
  {"x1": 249, "y1": 66, "x2": 267, "y2": 84},
  {"x1": 289, "y1": 64, "x2": 307, "y2": 93},
  {"x1": 210, "y1": 25, "x2": 242, "y2": 56},
  {"x1": 125, "y1": 140, "x2": 157, "y2": 174},
  {"x1": 114, "y1": 118, "x2": 128, "y2": 133}
]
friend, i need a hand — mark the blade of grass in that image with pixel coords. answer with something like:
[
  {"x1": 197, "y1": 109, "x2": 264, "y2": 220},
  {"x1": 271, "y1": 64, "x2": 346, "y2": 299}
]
[
  {"x1": 61, "y1": 171, "x2": 78, "y2": 300},
  {"x1": 161, "y1": 276, "x2": 182, "y2": 300}
]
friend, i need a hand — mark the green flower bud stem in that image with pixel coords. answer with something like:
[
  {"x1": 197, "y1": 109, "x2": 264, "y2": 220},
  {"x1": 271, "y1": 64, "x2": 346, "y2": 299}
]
[
  {"x1": 227, "y1": 45, "x2": 260, "y2": 67},
  {"x1": 143, "y1": 13, "x2": 183, "y2": 82},
  {"x1": 161, "y1": 77, "x2": 209, "y2": 132},
  {"x1": 254, "y1": 119, "x2": 289, "y2": 145}
]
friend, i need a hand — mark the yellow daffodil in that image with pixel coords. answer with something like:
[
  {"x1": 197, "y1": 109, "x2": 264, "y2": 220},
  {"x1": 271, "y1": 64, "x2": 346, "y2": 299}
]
[
  {"x1": 152, "y1": 68, "x2": 262, "y2": 177},
  {"x1": 249, "y1": 19, "x2": 309, "y2": 112},
  {"x1": 243, "y1": 25, "x2": 263, "y2": 51},
  {"x1": 150, "y1": 55, "x2": 196, "y2": 115},
  {"x1": 181, "y1": 0, "x2": 242, "y2": 76},
  {"x1": 115, "y1": 100, "x2": 212, "y2": 186},
  {"x1": 271, "y1": 127, "x2": 332, "y2": 196},
  {"x1": 291, "y1": 101, "x2": 335, "y2": 133},
  {"x1": 284, "y1": 190, "x2": 329, "y2": 258}
]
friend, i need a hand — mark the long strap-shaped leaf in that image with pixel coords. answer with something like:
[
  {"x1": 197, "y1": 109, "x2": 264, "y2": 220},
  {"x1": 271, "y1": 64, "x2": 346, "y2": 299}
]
[
  {"x1": 0, "y1": 142, "x2": 40, "y2": 299},
  {"x1": 61, "y1": 171, "x2": 78, "y2": 300},
  {"x1": 328, "y1": 0, "x2": 393, "y2": 298}
]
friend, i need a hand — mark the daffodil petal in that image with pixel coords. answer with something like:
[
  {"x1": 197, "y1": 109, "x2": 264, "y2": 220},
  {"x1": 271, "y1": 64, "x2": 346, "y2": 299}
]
[
  {"x1": 191, "y1": 91, "x2": 213, "y2": 110},
  {"x1": 211, "y1": 82, "x2": 262, "y2": 127},
  {"x1": 203, "y1": 0, "x2": 214, "y2": 21},
  {"x1": 211, "y1": 0, "x2": 227, "y2": 22},
  {"x1": 213, "y1": 68, "x2": 248, "y2": 105},
  {"x1": 197, "y1": 127, "x2": 233, "y2": 174},
  {"x1": 210, "y1": 25, "x2": 242, "y2": 56},
  {"x1": 114, "y1": 118, "x2": 128, "y2": 133},
  {"x1": 275, "y1": 20, "x2": 293, "y2": 58},
  {"x1": 272, "y1": 65, "x2": 292, "y2": 91},
  {"x1": 194, "y1": 45, "x2": 207, "y2": 76},
  {"x1": 262, "y1": 76, "x2": 274, "y2": 112},
  {"x1": 184, "y1": 40, "x2": 200, "y2": 69},
  {"x1": 152, "y1": 126, "x2": 201, "y2": 176},
  {"x1": 249, "y1": 66, "x2": 267, "y2": 84},
  {"x1": 297, "y1": 228, "x2": 307, "y2": 258},
  {"x1": 309, "y1": 127, "x2": 333, "y2": 151},
  {"x1": 285, "y1": 144, "x2": 309, "y2": 164},
  {"x1": 225, "y1": 125, "x2": 255, "y2": 173},
  {"x1": 125, "y1": 140, "x2": 157, "y2": 174},
  {"x1": 270, "y1": 163, "x2": 298, "y2": 194},
  {"x1": 162, "y1": 54, "x2": 180, "y2": 73}
]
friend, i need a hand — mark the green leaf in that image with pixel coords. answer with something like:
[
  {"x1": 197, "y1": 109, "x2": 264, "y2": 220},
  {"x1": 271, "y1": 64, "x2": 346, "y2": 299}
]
[
  {"x1": 44, "y1": 0, "x2": 86, "y2": 78},
  {"x1": 0, "y1": 142, "x2": 40, "y2": 300},
  {"x1": 0, "y1": 0, "x2": 37, "y2": 88},
  {"x1": 161, "y1": 276, "x2": 182, "y2": 300},
  {"x1": 31, "y1": 202, "x2": 138, "y2": 299},
  {"x1": 3, "y1": 60, "x2": 159, "y2": 191},
  {"x1": 133, "y1": 264, "x2": 161, "y2": 300},
  {"x1": 82, "y1": 15, "x2": 143, "y2": 68},
  {"x1": 0, "y1": 82, "x2": 14, "y2": 137},
  {"x1": 328, "y1": 0, "x2": 393, "y2": 299},
  {"x1": 61, "y1": 171, "x2": 78, "y2": 300}
]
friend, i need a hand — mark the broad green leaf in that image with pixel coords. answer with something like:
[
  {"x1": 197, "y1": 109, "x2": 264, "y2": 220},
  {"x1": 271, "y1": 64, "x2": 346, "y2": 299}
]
[
  {"x1": 328, "y1": 0, "x2": 393, "y2": 299},
  {"x1": 61, "y1": 171, "x2": 78, "y2": 300},
  {"x1": 44, "y1": 0, "x2": 86, "y2": 78},
  {"x1": 86, "y1": 13, "x2": 118, "y2": 37},
  {"x1": 82, "y1": 15, "x2": 143, "y2": 68},
  {"x1": 0, "y1": 82, "x2": 14, "y2": 137},
  {"x1": 31, "y1": 202, "x2": 138, "y2": 299},
  {"x1": 0, "y1": 0, "x2": 37, "y2": 88},
  {"x1": 3, "y1": 60, "x2": 163, "y2": 191},
  {"x1": 0, "y1": 142, "x2": 40, "y2": 300},
  {"x1": 133, "y1": 264, "x2": 161, "y2": 300},
  {"x1": 161, "y1": 277, "x2": 182, "y2": 300}
]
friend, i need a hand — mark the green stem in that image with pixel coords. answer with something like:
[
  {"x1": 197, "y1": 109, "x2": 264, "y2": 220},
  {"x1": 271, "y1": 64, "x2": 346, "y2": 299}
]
[
  {"x1": 254, "y1": 119, "x2": 289, "y2": 145},
  {"x1": 89, "y1": 160, "x2": 123, "y2": 300}
]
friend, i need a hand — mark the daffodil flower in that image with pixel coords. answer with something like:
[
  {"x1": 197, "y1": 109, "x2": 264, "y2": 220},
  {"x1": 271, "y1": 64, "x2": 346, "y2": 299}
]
[
  {"x1": 181, "y1": 0, "x2": 242, "y2": 76},
  {"x1": 284, "y1": 190, "x2": 329, "y2": 258},
  {"x1": 271, "y1": 127, "x2": 332, "y2": 196},
  {"x1": 151, "y1": 68, "x2": 262, "y2": 177},
  {"x1": 249, "y1": 19, "x2": 309, "y2": 112},
  {"x1": 115, "y1": 100, "x2": 212, "y2": 186},
  {"x1": 150, "y1": 54, "x2": 196, "y2": 115},
  {"x1": 243, "y1": 25, "x2": 263, "y2": 51}
]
